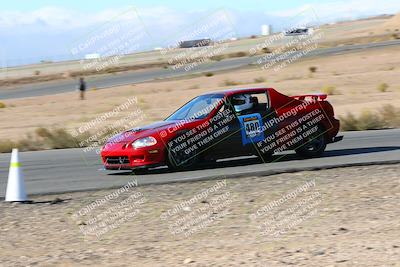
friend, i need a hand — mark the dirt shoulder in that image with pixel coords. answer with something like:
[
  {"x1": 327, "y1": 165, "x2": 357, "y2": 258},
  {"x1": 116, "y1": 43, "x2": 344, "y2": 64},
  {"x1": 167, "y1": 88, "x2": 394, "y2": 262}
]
[{"x1": 1, "y1": 164, "x2": 399, "y2": 266}]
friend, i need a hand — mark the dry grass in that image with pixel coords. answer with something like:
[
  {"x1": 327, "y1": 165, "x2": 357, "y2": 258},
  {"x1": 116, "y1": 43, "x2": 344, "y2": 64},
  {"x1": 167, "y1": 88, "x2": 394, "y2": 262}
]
[
  {"x1": 0, "y1": 102, "x2": 6, "y2": 108},
  {"x1": 377, "y1": 82, "x2": 389, "y2": 92},
  {"x1": 253, "y1": 77, "x2": 266, "y2": 83},
  {"x1": 322, "y1": 86, "x2": 340, "y2": 95},
  {"x1": 380, "y1": 104, "x2": 400, "y2": 127},
  {"x1": 0, "y1": 140, "x2": 16, "y2": 153},
  {"x1": 0, "y1": 128, "x2": 92, "y2": 153},
  {"x1": 221, "y1": 79, "x2": 243, "y2": 86},
  {"x1": 339, "y1": 104, "x2": 400, "y2": 131}
]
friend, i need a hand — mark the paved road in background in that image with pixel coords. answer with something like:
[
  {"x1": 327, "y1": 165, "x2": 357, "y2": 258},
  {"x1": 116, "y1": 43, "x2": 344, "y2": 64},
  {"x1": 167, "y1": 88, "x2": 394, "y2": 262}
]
[
  {"x1": 0, "y1": 129, "x2": 399, "y2": 197},
  {"x1": 1, "y1": 40, "x2": 400, "y2": 100}
]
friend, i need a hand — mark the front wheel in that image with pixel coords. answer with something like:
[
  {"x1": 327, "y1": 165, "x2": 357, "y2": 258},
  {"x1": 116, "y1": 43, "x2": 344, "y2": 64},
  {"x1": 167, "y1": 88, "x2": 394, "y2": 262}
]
[
  {"x1": 132, "y1": 168, "x2": 148, "y2": 175},
  {"x1": 295, "y1": 126, "x2": 327, "y2": 158},
  {"x1": 166, "y1": 135, "x2": 198, "y2": 171},
  {"x1": 167, "y1": 148, "x2": 198, "y2": 170}
]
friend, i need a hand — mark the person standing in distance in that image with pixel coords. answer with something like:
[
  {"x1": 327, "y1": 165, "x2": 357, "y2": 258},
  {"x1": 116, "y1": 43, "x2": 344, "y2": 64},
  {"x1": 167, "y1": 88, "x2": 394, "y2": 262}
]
[{"x1": 79, "y1": 77, "x2": 86, "y2": 100}]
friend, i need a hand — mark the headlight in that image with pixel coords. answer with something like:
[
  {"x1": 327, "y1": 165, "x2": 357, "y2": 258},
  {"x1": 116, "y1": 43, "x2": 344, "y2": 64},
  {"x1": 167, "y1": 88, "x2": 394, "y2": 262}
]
[{"x1": 132, "y1": 136, "x2": 157, "y2": 149}]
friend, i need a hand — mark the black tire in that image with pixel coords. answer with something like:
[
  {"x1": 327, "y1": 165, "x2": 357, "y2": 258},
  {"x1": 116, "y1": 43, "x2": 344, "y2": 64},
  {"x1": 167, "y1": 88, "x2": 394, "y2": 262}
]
[
  {"x1": 167, "y1": 148, "x2": 198, "y2": 170},
  {"x1": 132, "y1": 168, "x2": 148, "y2": 175},
  {"x1": 166, "y1": 134, "x2": 198, "y2": 170},
  {"x1": 295, "y1": 125, "x2": 327, "y2": 158},
  {"x1": 258, "y1": 151, "x2": 274, "y2": 162}
]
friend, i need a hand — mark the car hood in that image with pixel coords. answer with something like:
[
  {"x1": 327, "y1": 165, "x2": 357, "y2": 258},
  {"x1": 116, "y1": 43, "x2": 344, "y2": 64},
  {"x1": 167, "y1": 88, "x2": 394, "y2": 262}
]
[{"x1": 106, "y1": 120, "x2": 179, "y2": 143}]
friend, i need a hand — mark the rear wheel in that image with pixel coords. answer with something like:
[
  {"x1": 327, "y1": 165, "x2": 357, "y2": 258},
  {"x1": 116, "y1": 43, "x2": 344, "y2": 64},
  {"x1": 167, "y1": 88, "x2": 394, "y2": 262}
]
[
  {"x1": 258, "y1": 151, "x2": 274, "y2": 162},
  {"x1": 295, "y1": 125, "x2": 327, "y2": 158}
]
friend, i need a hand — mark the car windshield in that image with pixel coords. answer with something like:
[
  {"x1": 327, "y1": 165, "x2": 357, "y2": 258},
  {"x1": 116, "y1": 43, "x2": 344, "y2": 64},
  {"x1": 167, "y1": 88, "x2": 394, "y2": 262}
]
[{"x1": 166, "y1": 94, "x2": 225, "y2": 121}]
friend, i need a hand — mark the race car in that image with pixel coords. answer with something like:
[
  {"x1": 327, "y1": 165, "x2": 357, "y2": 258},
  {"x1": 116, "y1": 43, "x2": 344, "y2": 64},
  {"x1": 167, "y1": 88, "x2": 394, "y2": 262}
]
[{"x1": 101, "y1": 87, "x2": 342, "y2": 172}]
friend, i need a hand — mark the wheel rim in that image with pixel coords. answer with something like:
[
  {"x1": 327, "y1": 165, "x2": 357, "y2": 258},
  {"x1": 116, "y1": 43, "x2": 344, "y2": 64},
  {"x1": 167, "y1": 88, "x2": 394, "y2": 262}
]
[
  {"x1": 304, "y1": 133, "x2": 324, "y2": 152},
  {"x1": 168, "y1": 146, "x2": 197, "y2": 168}
]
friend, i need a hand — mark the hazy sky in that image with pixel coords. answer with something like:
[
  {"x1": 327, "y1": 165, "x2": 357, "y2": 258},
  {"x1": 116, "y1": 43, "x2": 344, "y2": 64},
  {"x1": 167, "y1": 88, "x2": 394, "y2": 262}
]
[{"x1": 1, "y1": 0, "x2": 399, "y2": 66}]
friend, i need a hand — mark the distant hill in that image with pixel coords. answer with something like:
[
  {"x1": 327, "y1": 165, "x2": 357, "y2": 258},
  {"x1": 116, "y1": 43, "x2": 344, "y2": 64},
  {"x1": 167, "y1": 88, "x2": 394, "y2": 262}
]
[{"x1": 377, "y1": 12, "x2": 400, "y2": 32}]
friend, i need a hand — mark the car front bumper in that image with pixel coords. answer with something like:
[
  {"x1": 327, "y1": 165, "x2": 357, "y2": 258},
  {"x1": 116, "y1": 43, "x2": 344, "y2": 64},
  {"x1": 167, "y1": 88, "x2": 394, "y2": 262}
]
[{"x1": 101, "y1": 143, "x2": 165, "y2": 170}]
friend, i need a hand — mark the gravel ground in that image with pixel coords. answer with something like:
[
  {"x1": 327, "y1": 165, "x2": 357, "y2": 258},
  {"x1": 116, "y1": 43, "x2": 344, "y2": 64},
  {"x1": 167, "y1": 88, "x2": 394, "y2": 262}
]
[{"x1": 1, "y1": 164, "x2": 399, "y2": 267}]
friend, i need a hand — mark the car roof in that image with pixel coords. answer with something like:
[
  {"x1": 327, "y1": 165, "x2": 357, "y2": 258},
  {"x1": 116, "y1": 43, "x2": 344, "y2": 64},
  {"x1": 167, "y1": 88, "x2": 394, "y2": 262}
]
[{"x1": 203, "y1": 87, "x2": 272, "y2": 96}]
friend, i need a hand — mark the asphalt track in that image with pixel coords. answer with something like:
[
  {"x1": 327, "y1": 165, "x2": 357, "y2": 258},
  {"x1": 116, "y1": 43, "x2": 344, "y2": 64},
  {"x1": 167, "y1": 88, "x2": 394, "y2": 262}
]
[
  {"x1": 1, "y1": 39, "x2": 400, "y2": 100},
  {"x1": 0, "y1": 129, "x2": 399, "y2": 197}
]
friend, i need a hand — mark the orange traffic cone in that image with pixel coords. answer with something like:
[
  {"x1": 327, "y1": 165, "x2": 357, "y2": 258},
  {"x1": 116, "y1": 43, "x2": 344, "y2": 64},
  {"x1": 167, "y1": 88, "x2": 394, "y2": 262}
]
[{"x1": 5, "y1": 149, "x2": 28, "y2": 202}]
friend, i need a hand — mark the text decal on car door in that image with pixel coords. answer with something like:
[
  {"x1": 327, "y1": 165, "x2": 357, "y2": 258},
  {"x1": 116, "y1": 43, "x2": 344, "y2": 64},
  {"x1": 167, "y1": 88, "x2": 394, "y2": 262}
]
[{"x1": 238, "y1": 113, "x2": 264, "y2": 145}]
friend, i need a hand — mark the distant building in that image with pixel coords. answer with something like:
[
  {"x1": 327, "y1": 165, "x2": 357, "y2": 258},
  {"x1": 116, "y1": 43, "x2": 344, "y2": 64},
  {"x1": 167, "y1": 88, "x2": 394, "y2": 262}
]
[
  {"x1": 284, "y1": 27, "x2": 313, "y2": 36},
  {"x1": 261, "y1": 25, "x2": 272, "y2": 36},
  {"x1": 84, "y1": 53, "x2": 100, "y2": 60},
  {"x1": 178, "y1": 39, "x2": 212, "y2": 48}
]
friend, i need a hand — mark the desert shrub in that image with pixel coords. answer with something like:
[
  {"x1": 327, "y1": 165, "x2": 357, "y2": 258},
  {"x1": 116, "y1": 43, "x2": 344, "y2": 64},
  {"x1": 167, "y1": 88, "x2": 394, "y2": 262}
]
[
  {"x1": 339, "y1": 109, "x2": 391, "y2": 131},
  {"x1": 35, "y1": 127, "x2": 52, "y2": 138},
  {"x1": 309, "y1": 66, "x2": 317, "y2": 73},
  {"x1": 17, "y1": 134, "x2": 45, "y2": 151},
  {"x1": 230, "y1": 51, "x2": 248, "y2": 58},
  {"x1": 380, "y1": 104, "x2": 400, "y2": 127},
  {"x1": 322, "y1": 86, "x2": 340, "y2": 95},
  {"x1": 0, "y1": 127, "x2": 113, "y2": 153},
  {"x1": 0, "y1": 140, "x2": 16, "y2": 153},
  {"x1": 0, "y1": 102, "x2": 6, "y2": 108},
  {"x1": 204, "y1": 72, "x2": 214, "y2": 77},
  {"x1": 189, "y1": 84, "x2": 200, "y2": 89},
  {"x1": 262, "y1": 47, "x2": 272, "y2": 53},
  {"x1": 34, "y1": 70, "x2": 41, "y2": 76},
  {"x1": 210, "y1": 55, "x2": 225, "y2": 61},
  {"x1": 391, "y1": 33, "x2": 400, "y2": 39},
  {"x1": 253, "y1": 77, "x2": 266, "y2": 83},
  {"x1": 340, "y1": 113, "x2": 359, "y2": 131},
  {"x1": 356, "y1": 110, "x2": 385, "y2": 130},
  {"x1": 377, "y1": 83, "x2": 389, "y2": 92},
  {"x1": 34, "y1": 127, "x2": 80, "y2": 149},
  {"x1": 222, "y1": 79, "x2": 242, "y2": 86}
]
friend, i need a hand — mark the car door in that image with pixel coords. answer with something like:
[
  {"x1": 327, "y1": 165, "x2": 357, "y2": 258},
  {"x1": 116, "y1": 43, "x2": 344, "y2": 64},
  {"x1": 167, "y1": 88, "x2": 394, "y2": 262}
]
[{"x1": 205, "y1": 100, "x2": 249, "y2": 159}]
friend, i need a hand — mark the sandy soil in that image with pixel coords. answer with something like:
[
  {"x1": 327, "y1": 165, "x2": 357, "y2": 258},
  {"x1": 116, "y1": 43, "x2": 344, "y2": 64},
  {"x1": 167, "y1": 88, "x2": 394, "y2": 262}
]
[
  {"x1": 0, "y1": 164, "x2": 399, "y2": 266},
  {"x1": 0, "y1": 45, "x2": 399, "y2": 142},
  {"x1": 376, "y1": 13, "x2": 400, "y2": 33}
]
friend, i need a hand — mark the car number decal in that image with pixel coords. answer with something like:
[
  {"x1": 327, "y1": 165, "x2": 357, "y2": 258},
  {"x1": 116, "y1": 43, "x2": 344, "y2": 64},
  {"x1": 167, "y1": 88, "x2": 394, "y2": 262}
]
[{"x1": 238, "y1": 113, "x2": 264, "y2": 145}]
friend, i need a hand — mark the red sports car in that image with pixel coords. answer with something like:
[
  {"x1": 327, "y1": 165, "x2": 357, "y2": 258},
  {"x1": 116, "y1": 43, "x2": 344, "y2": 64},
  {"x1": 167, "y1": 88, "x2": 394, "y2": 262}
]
[{"x1": 101, "y1": 87, "x2": 342, "y2": 172}]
